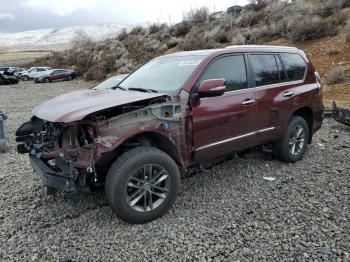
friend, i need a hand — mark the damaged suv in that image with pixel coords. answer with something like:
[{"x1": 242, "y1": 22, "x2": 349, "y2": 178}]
[{"x1": 16, "y1": 46, "x2": 324, "y2": 223}]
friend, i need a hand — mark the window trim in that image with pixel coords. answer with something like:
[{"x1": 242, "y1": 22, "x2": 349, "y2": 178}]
[
  {"x1": 247, "y1": 52, "x2": 307, "y2": 88},
  {"x1": 247, "y1": 53, "x2": 283, "y2": 88},
  {"x1": 191, "y1": 53, "x2": 251, "y2": 95},
  {"x1": 279, "y1": 52, "x2": 307, "y2": 82}
]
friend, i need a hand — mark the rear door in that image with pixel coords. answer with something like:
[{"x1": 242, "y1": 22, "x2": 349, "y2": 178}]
[
  {"x1": 250, "y1": 53, "x2": 307, "y2": 144},
  {"x1": 190, "y1": 54, "x2": 257, "y2": 161}
]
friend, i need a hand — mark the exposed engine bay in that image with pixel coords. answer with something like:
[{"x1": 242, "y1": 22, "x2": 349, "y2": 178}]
[{"x1": 16, "y1": 95, "x2": 188, "y2": 195}]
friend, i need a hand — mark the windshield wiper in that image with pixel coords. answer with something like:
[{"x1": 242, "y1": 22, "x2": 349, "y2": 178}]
[
  {"x1": 111, "y1": 85, "x2": 127, "y2": 91},
  {"x1": 128, "y1": 87, "x2": 158, "y2": 93}
]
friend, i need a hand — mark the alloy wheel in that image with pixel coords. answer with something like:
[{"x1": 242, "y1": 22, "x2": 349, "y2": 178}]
[
  {"x1": 126, "y1": 164, "x2": 170, "y2": 212},
  {"x1": 288, "y1": 124, "x2": 305, "y2": 155}
]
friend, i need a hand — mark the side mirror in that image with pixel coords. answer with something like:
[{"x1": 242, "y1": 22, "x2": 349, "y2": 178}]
[{"x1": 197, "y1": 79, "x2": 226, "y2": 98}]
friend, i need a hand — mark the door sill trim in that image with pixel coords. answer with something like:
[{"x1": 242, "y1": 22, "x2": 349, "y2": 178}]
[{"x1": 195, "y1": 127, "x2": 276, "y2": 152}]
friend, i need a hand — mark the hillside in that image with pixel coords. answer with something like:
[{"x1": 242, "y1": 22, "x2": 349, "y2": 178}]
[
  {"x1": 0, "y1": 24, "x2": 131, "y2": 50},
  {"x1": 30, "y1": 0, "x2": 350, "y2": 107}
]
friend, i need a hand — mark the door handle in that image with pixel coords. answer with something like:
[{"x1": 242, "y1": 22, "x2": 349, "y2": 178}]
[
  {"x1": 241, "y1": 98, "x2": 255, "y2": 105},
  {"x1": 283, "y1": 91, "x2": 294, "y2": 97}
]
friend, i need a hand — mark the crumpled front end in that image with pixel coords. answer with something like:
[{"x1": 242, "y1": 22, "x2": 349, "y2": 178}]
[{"x1": 16, "y1": 117, "x2": 97, "y2": 192}]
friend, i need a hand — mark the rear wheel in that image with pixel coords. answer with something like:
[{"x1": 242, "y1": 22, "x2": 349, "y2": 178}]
[
  {"x1": 44, "y1": 78, "x2": 50, "y2": 83},
  {"x1": 105, "y1": 147, "x2": 180, "y2": 223},
  {"x1": 273, "y1": 116, "x2": 309, "y2": 163},
  {"x1": 67, "y1": 75, "x2": 73, "y2": 81},
  {"x1": 0, "y1": 139, "x2": 5, "y2": 153}
]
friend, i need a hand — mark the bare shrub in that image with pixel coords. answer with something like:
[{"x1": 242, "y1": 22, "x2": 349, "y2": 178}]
[
  {"x1": 171, "y1": 22, "x2": 191, "y2": 37},
  {"x1": 184, "y1": 7, "x2": 209, "y2": 25},
  {"x1": 71, "y1": 31, "x2": 95, "y2": 50},
  {"x1": 117, "y1": 28, "x2": 129, "y2": 41},
  {"x1": 177, "y1": 28, "x2": 217, "y2": 51},
  {"x1": 288, "y1": 15, "x2": 338, "y2": 42},
  {"x1": 166, "y1": 37, "x2": 179, "y2": 49},
  {"x1": 129, "y1": 26, "x2": 146, "y2": 35},
  {"x1": 327, "y1": 67, "x2": 347, "y2": 85},
  {"x1": 149, "y1": 23, "x2": 167, "y2": 34},
  {"x1": 83, "y1": 65, "x2": 105, "y2": 81},
  {"x1": 297, "y1": 0, "x2": 344, "y2": 18},
  {"x1": 231, "y1": 32, "x2": 246, "y2": 45},
  {"x1": 125, "y1": 35, "x2": 166, "y2": 64}
]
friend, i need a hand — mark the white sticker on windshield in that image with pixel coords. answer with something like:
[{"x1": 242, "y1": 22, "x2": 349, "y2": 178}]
[{"x1": 179, "y1": 60, "x2": 202, "y2": 67}]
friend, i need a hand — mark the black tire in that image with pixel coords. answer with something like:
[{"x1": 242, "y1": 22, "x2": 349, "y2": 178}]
[
  {"x1": 44, "y1": 78, "x2": 50, "y2": 83},
  {"x1": 67, "y1": 75, "x2": 73, "y2": 81},
  {"x1": 0, "y1": 139, "x2": 5, "y2": 153},
  {"x1": 22, "y1": 75, "x2": 29, "y2": 81},
  {"x1": 273, "y1": 116, "x2": 310, "y2": 163},
  {"x1": 105, "y1": 146, "x2": 180, "y2": 223}
]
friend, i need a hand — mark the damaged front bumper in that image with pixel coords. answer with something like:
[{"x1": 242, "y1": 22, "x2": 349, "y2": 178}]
[{"x1": 29, "y1": 154, "x2": 77, "y2": 192}]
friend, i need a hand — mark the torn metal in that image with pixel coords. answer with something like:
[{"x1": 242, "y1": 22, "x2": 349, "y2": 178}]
[
  {"x1": 332, "y1": 101, "x2": 350, "y2": 127},
  {"x1": 15, "y1": 94, "x2": 190, "y2": 193}
]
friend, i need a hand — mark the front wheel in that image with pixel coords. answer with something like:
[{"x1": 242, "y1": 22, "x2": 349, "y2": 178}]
[
  {"x1": 273, "y1": 116, "x2": 310, "y2": 163},
  {"x1": 105, "y1": 147, "x2": 180, "y2": 224},
  {"x1": 44, "y1": 78, "x2": 50, "y2": 83},
  {"x1": 21, "y1": 75, "x2": 29, "y2": 81}
]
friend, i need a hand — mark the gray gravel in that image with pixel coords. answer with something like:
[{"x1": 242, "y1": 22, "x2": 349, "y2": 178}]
[{"x1": 0, "y1": 81, "x2": 349, "y2": 261}]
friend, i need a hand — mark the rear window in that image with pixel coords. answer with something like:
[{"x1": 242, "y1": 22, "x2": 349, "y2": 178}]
[
  {"x1": 250, "y1": 54, "x2": 280, "y2": 87},
  {"x1": 280, "y1": 53, "x2": 306, "y2": 81}
]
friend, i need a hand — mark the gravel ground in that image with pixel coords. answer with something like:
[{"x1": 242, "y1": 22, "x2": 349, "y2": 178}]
[{"x1": 0, "y1": 81, "x2": 349, "y2": 261}]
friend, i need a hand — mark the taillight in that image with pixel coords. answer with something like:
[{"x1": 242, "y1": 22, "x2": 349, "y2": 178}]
[
  {"x1": 314, "y1": 71, "x2": 322, "y2": 95},
  {"x1": 315, "y1": 71, "x2": 321, "y2": 84}
]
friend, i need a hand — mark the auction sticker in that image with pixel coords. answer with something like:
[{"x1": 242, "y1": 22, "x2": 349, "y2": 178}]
[{"x1": 179, "y1": 60, "x2": 202, "y2": 66}]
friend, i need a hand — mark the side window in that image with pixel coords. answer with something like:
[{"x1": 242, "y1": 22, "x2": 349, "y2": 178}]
[
  {"x1": 280, "y1": 53, "x2": 306, "y2": 81},
  {"x1": 276, "y1": 55, "x2": 287, "y2": 82},
  {"x1": 250, "y1": 54, "x2": 280, "y2": 87},
  {"x1": 200, "y1": 55, "x2": 247, "y2": 92},
  {"x1": 37, "y1": 68, "x2": 45, "y2": 72}
]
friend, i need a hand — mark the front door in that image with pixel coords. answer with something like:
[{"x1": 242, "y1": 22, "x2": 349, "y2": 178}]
[{"x1": 190, "y1": 54, "x2": 257, "y2": 162}]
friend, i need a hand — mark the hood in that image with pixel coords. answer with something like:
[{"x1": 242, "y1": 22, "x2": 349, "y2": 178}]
[{"x1": 32, "y1": 89, "x2": 165, "y2": 123}]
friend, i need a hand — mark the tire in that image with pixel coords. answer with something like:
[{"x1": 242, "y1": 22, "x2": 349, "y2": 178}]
[
  {"x1": 273, "y1": 116, "x2": 310, "y2": 163},
  {"x1": 67, "y1": 75, "x2": 73, "y2": 81},
  {"x1": 105, "y1": 146, "x2": 180, "y2": 224},
  {"x1": 22, "y1": 75, "x2": 29, "y2": 81},
  {"x1": 0, "y1": 139, "x2": 5, "y2": 153},
  {"x1": 44, "y1": 78, "x2": 50, "y2": 83}
]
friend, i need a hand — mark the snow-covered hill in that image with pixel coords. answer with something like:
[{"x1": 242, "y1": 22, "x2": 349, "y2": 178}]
[{"x1": 0, "y1": 24, "x2": 131, "y2": 49}]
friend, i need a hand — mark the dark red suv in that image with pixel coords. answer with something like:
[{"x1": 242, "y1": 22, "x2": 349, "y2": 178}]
[{"x1": 16, "y1": 45, "x2": 324, "y2": 223}]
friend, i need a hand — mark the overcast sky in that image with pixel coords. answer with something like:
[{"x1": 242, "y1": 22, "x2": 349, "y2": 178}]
[{"x1": 0, "y1": 0, "x2": 248, "y2": 33}]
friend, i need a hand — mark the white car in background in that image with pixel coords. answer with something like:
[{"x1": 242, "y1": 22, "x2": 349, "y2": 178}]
[{"x1": 21, "y1": 67, "x2": 52, "y2": 81}]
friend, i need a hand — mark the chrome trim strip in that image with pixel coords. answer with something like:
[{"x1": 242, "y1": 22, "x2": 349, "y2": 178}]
[
  {"x1": 258, "y1": 127, "x2": 276, "y2": 133},
  {"x1": 195, "y1": 127, "x2": 276, "y2": 151},
  {"x1": 224, "y1": 80, "x2": 304, "y2": 95}
]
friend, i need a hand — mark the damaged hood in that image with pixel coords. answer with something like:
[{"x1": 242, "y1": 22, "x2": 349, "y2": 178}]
[{"x1": 32, "y1": 89, "x2": 165, "y2": 123}]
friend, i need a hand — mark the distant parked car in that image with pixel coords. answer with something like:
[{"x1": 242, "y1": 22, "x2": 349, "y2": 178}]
[
  {"x1": 0, "y1": 67, "x2": 10, "y2": 75},
  {"x1": 0, "y1": 74, "x2": 19, "y2": 85},
  {"x1": 10, "y1": 68, "x2": 26, "y2": 77},
  {"x1": 2, "y1": 67, "x2": 25, "y2": 77},
  {"x1": 92, "y1": 74, "x2": 129, "y2": 90},
  {"x1": 34, "y1": 69, "x2": 76, "y2": 83},
  {"x1": 21, "y1": 67, "x2": 52, "y2": 81}
]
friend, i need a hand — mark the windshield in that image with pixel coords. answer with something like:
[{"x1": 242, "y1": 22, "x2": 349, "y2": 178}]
[
  {"x1": 119, "y1": 55, "x2": 204, "y2": 93},
  {"x1": 93, "y1": 74, "x2": 128, "y2": 90}
]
